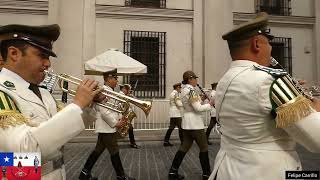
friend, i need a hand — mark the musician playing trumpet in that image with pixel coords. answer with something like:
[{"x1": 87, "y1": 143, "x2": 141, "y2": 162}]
[
  {"x1": 205, "y1": 83, "x2": 218, "y2": 145},
  {"x1": 0, "y1": 24, "x2": 102, "y2": 180},
  {"x1": 79, "y1": 69, "x2": 135, "y2": 180}
]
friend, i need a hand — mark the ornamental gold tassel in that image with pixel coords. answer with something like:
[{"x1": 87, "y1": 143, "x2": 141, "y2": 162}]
[
  {"x1": 0, "y1": 110, "x2": 28, "y2": 129},
  {"x1": 275, "y1": 95, "x2": 314, "y2": 128}
]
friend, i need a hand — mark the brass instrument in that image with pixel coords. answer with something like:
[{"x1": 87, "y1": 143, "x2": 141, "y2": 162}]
[
  {"x1": 120, "y1": 106, "x2": 137, "y2": 137},
  {"x1": 44, "y1": 70, "x2": 152, "y2": 137}
]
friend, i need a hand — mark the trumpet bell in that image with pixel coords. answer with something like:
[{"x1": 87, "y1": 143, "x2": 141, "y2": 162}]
[
  {"x1": 131, "y1": 99, "x2": 152, "y2": 117},
  {"x1": 144, "y1": 101, "x2": 152, "y2": 116}
]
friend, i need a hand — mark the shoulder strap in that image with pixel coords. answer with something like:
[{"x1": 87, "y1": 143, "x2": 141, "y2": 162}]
[
  {"x1": 215, "y1": 66, "x2": 252, "y2": 123},
  {"x1": 0, "y1": 90, "x2": 20, "y2": 112},
  {"x1": 254, "y1": 65, "x2": 287, "y2": 77}
]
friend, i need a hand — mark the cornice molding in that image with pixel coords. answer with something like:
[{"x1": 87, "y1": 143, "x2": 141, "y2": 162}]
[
  {"x1": 0, "y1": 0, "x2": 48, "y2": 15},
  {"x1": 96, "y1": 5, "x2": 193, "y2": 22},
  {"x1": 234, "y1": 12, "x2": 315, "y2": 28}
]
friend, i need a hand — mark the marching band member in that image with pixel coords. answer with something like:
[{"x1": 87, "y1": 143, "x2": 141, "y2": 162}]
[
  {"x1": 119, "y1": 84, "x2": 140, "y2": 149},
  {"x1": 205, "y1": 83, "x2": 217, "y2": 145},
  {"x1": 0, "y1": 24, "x2": 101, "y2": 180},
  {"x1": 79, "y1": 70, "x2": 135, "y2": 180},
  {"x1": 169, "y1": 71, "x2": 214, "y2": 180},
  {"x1": 163, "y1": 82, "x2": 183, "y2": 146},
  {"x1": 209, "y1": 12, "x2": 320, "y2": 180}
]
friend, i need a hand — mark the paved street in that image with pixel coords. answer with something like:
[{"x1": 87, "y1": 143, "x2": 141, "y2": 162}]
[{"x1": 65, "y1": 139, "x2": 320, "y2": 180}]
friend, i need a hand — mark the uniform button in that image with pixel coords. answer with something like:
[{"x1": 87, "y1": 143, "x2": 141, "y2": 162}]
[{"x1": 29, "y1": 113, "x2": 34, "y2": 117}]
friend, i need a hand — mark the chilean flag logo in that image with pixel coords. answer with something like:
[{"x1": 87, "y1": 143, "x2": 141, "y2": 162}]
[{"x1": 0, "y1": 152, "x2": 41, "y2": 180}]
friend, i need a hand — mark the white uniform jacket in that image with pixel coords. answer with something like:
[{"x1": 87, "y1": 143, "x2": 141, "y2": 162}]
[
  {"x1": 209, "y1": 60, "x2": 320, "y2": 180},
  {"x1": 94, "y1": 85, "x2": 121, "y2": 134},
  {"x1": 0, "y1": 68, "x2": 85, "y2": 180},
  {"x1": 181, "y1": 84, "x2": 211, "y2": 130},
  {"x1": 209, "y1": 90, "x2": 216, "y2": 117},
  {"x1": 169, "y1": 90, "x2": 183, "y2": 118}
]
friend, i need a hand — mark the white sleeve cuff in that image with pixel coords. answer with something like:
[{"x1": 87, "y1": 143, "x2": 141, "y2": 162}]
[{"x1": 69, "y1": 103, "x2": 83, "y2": 114}]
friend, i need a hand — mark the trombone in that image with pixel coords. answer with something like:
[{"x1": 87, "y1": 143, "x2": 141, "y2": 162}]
[{"x1": 43, "y1": 70, "x2": 153, "y2": 136}]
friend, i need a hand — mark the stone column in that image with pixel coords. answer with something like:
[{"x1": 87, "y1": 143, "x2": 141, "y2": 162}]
[
  {"x1": 48, "y1": 0, "x2": 96, "y2": 128},
  {"x1": 48, "y1": 0, "x2": 96, "y2": 78},
  {"x1": 203, "y1": 0, "x2": 233, "y2": 88},
  {"x1": 193, "y1": 0, "x2": 204, "y2": 85},
  {"x1": 314, "y1": 0, "x2": 320, "y2": 83},
  {"x1": 82, "y1": 0, "x2": 97, "y2": 70}
]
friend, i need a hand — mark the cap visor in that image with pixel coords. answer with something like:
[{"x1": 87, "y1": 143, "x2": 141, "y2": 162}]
[
  {"x1": 265, "y1": 34, "x2": 274, "y2": 41},
  {"x1": 27, "y1": 41, "x2": 57, "y2": 57}
]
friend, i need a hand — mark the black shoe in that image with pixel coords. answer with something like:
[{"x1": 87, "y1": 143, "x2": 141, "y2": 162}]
[
  {"x1": 168, "y1": 171, "x2": 184, "y2": 180},
  {"x1": 163, "y1": 141, "x2": 174, "y2": 147},
  {"x1": 116, "y1": 175, "x2": 135, "y2": 180},
  {"x1": 207, "y1": 141, "x2": 213, "y2": 145},
  {"x1": 130, "y1": 144, "x2": 140, "y2": 149},
  {"x1": 79, "y1": 170, "x2": 98, "y2": 180},
  {"x1": 202, "y1": 174, "x2": 210, "y2": 180}
]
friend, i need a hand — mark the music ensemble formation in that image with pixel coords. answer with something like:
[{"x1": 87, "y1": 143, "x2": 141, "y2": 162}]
[{"x1": 0, "y1": 12, "x2": 320, "y2": 180}]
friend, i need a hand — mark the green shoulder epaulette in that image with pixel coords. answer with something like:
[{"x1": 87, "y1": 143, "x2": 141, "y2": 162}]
[
  {"x1": 254, "y1": 65, "x2": 287, "y2": 77},
  {"x1": 269, "y1": 76, "x2": 313, "y2": 128},
  {"x1": 0, "y1": 90, "x2": 28, "y2": 129}
]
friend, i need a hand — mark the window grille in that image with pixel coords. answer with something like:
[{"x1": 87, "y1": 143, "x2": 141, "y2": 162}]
[
  {"x1": 125, "y1": 0, "x2": 166, "y2": 8},
  {"x1": 270, "y1": 37, "x2": 292, "y2": 74},
  {"x1": 256, "y1": 0, "x2": 291, "y2": 16},
  {"x1": 123, "y1": 30, "x2": 166, "y2": 98}
]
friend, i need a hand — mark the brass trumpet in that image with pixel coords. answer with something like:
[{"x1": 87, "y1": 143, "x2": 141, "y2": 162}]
[{"x1": 44, "y1": 70, "x2": 152, "y2": 137}]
